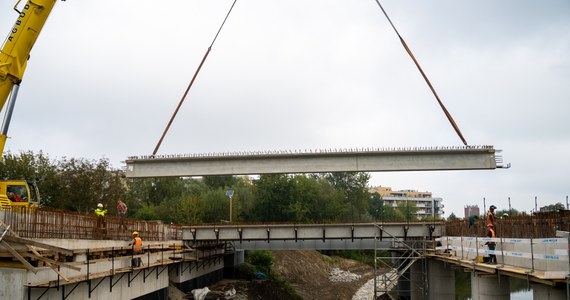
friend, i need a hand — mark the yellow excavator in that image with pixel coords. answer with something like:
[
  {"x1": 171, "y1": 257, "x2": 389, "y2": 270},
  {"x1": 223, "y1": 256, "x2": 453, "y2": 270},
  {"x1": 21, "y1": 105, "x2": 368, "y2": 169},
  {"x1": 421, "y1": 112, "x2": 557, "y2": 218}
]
[{"x1": 0, "y1": 0, "x2": 59, "y2": 208}]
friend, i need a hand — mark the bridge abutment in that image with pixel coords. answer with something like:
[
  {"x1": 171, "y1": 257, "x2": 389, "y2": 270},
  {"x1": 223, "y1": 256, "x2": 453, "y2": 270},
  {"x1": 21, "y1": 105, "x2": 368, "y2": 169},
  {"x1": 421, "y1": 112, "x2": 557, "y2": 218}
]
[{"x1": 470, "y1": 273, "x2": 510, "y2": 300}]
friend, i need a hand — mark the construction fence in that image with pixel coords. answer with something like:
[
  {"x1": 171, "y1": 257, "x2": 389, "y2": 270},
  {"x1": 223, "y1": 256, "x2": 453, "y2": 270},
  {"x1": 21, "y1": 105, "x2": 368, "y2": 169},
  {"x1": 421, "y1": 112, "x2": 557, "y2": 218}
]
[
  {"x1": 445, "y1": 211, "x2": 570, "y2": 238},
  {"x1": 0, "y1": 206, "x2": 183, "y2": 241}
]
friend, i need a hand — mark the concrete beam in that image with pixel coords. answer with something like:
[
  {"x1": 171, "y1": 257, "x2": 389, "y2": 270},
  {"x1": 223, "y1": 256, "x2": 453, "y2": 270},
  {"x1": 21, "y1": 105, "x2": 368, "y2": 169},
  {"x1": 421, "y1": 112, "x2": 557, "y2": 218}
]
[{"x1": 125, "y1": 146, "x2": 503, "y2": 178}]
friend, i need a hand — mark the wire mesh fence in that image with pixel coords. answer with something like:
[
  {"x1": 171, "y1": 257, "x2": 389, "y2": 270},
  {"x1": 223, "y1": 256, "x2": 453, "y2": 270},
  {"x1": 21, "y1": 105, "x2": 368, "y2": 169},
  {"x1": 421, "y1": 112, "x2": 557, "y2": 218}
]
[
  {"x1": 0, "y1": 206, "x2": 183, "y2": 241},
  {"x1": 445, "y1": 211, "x2": 570, "y2": 238}
]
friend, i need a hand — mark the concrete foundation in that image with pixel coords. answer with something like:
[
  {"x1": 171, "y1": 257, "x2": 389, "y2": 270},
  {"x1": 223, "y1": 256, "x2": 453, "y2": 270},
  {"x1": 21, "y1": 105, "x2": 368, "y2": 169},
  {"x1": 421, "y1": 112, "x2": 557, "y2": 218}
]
[
  {"x1": 427, "y1": 260, "x2": 455, "y2": 299},
  {"x1": 470, "y1": 273, "x2": 509, "y2": 300},
  {"x1": 532, "y1": 283, "x2": 567, "y2": 300},
  {"x1": 410, "y1": 261, "x2": 427, "y2": 300}
]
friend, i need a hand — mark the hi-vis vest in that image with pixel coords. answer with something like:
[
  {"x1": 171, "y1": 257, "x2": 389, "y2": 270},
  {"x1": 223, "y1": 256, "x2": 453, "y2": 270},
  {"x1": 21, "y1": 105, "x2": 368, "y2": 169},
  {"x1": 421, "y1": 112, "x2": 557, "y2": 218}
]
[
  {"x1": 486, "y1": 211, "x2": 495, "y2": 228},
  {"x1": 133, "y1": 237, "x2": 142, "y2": 252}
]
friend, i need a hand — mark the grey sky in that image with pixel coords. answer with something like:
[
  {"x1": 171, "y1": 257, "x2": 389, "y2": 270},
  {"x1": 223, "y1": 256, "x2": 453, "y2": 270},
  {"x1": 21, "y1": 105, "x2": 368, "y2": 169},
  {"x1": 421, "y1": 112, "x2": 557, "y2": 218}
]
[{"x1": 1, "y1": 1, "x2": 569, "y2": 217}]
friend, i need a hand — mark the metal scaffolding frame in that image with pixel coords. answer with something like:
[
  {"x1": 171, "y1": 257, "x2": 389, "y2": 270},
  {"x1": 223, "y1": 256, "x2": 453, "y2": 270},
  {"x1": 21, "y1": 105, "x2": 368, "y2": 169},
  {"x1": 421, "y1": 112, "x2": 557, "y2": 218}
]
[{"x1": 373, "y1": 224, "x2": 428, "y2": 299}]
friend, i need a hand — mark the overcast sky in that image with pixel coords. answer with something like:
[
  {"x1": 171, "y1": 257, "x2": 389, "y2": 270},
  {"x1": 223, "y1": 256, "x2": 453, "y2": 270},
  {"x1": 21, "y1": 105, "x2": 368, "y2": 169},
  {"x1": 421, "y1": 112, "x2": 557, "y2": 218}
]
[{"x1": 1, "y1": 1, "x2": 568, "y2": 218}]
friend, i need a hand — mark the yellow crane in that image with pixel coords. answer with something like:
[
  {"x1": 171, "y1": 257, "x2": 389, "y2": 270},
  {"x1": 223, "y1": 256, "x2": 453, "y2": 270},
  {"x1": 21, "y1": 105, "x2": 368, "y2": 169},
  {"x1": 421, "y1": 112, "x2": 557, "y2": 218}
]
[{"x1": 0, "y1": 0, "x2": 59, "y2": 208}]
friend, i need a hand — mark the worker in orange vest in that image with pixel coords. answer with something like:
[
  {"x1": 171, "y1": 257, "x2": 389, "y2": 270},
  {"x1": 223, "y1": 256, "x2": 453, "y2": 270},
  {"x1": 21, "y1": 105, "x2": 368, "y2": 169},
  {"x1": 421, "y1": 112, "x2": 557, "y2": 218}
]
[
  {"x1": 128, "y1": 231, "x2": 143, "y2": 267},
  {"x1": 485, "y1": 224, "x2": 497, "y2": 264},
  {"x1": 486, "y1": 205, "x2": 496, "y2": 229}
]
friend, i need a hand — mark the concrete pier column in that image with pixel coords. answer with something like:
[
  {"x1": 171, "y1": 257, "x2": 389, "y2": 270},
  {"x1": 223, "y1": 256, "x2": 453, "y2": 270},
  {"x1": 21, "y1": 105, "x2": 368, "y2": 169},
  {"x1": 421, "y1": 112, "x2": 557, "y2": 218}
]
[
  {"x1": 410, "y1": 261, "x2": 426, "y2": 300},
  {"x1": 427, "y1": 259, "x2": 455, "y2": 299},
  {"x1": 532, "y1": 283, "x2": 566, "y2": 300},
  {"x1": 397, "y1": 266, "x2": 411, "y2": 300},
  {"x1": 470, "y1": 273, "x2": 509, "y2": 300}
]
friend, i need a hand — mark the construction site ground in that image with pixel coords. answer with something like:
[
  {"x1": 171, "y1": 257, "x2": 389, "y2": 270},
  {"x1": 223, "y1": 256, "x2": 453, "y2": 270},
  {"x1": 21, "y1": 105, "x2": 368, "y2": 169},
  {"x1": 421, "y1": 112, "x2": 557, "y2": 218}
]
[{"x1": 182, "y1": 250, "x2": 375, "y2": 299}]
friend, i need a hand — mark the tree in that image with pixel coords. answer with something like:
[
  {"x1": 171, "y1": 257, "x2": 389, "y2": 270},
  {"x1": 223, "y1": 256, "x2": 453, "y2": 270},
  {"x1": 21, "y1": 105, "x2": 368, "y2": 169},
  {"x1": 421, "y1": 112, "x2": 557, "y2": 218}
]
[
  {"x1": 0, "y1": 151, "x2": 58, "y2": 205},
  {"x1": 324, "y1": 172, "x2": 371, "y2": 221},
  {"x1": 202, "y1": 175, "x2": 236, "y2": 190},
  {"x1": 53, "y1": 157, "x2": 125, "y2": 212},
  {"x1": 368, "y1": 192, "x2": 384, "y2": 221},
  {"x1": 448, "y1": 212, "x2": 458, "y2": 221}
]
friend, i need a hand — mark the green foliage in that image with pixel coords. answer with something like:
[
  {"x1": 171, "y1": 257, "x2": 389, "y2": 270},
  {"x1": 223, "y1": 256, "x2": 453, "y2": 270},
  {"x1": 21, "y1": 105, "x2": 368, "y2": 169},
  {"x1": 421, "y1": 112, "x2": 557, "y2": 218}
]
[
  {"x1": 246, "y1": 250, "x2": 274, "y2": 274},
  {"x1": 448, "y1": 212, "x2": 458, "y2": 221},
  {"x1": 201, "y1": 189, "x2": 230, "y2": 223},
  {"x1": 0, "y1": 151, "x2": 58, "y2": 206},
  {"x1": 52, "y1": 157, "x2": 125, "y2": 212},
  {"x1": 134, "y1": 204, "x2": 159, "y2": 220},
  {"x1": 270, "y1": 272, "x2": 304, "y2": 300},
  {"x1": 321, "y1": 250, "x2": 376, "y2": 266},
  {"x1": 324, "y1": 172, "x2": 371, "y2": 220},
  {"x1": 237, "y1": 262, "x2": 256, "y2": 276},
  {"x1": 397, "y1": 200, "x2": 419, "y2": 222},
  {"x1": 202, "y1": 175, "x2": 236, "y2": 189}
]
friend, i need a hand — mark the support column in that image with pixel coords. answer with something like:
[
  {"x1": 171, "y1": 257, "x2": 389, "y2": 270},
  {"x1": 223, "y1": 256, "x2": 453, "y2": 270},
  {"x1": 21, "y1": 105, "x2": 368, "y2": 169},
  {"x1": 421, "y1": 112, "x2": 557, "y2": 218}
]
[
  {"x1": 470, "y1": 273, "x2": 509, "y2": 300},
  {"x1": 410, "y1": 260, "x2": 426, "y2": 300},
  {"x1": 427, "y1": 259, "x2": 455, "y2": 300},
  {"x1": 532, "y1": 283, "x2": 566, "y2": 300}
]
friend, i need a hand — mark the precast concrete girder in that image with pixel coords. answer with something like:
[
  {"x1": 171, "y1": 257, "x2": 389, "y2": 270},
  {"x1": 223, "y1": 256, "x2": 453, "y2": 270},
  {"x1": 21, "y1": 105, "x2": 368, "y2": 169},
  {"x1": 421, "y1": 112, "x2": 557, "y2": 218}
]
[{"x1": 125, "y1": 146, "x2": 505, "y2": 178}]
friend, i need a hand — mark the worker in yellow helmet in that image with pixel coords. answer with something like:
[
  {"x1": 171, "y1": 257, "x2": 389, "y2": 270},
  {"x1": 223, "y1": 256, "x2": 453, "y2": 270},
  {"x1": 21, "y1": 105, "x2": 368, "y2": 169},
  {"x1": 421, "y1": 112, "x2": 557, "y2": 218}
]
[
  {"x1": 94, "y1": 203, "x2": 108, "y2": 238},
  {"x1": 128, "y1": 231, "x2": 143, "y2": 267}
]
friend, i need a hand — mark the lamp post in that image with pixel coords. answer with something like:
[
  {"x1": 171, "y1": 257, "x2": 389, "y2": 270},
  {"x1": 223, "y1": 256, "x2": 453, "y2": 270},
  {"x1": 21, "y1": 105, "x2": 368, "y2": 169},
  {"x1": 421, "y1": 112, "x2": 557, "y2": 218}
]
[{"x1": 226, "y1": 190, "x2": 234, "y2": 223}]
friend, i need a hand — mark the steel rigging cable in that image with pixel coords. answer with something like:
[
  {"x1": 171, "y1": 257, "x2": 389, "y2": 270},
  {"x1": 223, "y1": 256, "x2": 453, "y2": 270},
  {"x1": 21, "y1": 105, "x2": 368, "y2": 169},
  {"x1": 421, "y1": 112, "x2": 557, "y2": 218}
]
[
  {"x1": 373, "y1": 0, "x2": 468, "y2": 146},
  {"x1": 153, "y1": 0, "x2": 238, "y2": 156}
]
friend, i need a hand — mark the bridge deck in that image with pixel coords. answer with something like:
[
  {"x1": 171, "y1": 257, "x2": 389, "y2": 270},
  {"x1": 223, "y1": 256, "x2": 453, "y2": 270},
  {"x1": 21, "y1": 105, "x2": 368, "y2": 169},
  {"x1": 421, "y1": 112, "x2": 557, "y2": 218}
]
[
  {"x1": 125, "y1": 146, "x2": 502, "y2": 178},
  {"x1": 432, "y1": 235, "x2": 569, "y2": 285}
]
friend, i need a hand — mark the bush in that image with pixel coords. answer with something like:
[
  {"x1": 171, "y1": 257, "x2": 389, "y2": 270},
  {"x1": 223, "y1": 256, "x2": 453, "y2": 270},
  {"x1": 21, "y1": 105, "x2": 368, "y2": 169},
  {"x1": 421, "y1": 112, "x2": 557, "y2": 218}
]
[
  {"x1": 246, "y1": 250, "x2": 274, "y2": 273},
  {"x1": 237, "y1": 262, "x2": 256, "y2": 278}
]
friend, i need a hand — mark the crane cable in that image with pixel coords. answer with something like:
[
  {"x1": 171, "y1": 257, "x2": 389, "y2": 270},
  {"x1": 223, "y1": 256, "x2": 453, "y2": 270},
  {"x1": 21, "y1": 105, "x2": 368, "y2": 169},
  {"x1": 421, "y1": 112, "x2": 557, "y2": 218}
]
[
  {"x1": 152, "y1": 0, "x2": 238, "y2": 156},
  {"x1": 373, "y1": 0, "x2": 468, "y2": 146}
]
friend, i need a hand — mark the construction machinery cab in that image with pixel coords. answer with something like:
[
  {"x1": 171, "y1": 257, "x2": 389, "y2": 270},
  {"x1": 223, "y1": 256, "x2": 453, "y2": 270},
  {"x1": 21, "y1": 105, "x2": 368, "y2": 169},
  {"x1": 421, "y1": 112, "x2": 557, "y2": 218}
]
[{"x1": 0, "y1": 180, "x2": 39, "y2": 208}]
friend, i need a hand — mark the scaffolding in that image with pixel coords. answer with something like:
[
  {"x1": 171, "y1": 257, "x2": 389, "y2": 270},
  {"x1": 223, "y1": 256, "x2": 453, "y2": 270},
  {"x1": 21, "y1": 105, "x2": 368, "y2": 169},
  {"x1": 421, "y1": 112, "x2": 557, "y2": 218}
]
[{"x1": 373, "y1": 224, "x2": 428, "y2": 299}]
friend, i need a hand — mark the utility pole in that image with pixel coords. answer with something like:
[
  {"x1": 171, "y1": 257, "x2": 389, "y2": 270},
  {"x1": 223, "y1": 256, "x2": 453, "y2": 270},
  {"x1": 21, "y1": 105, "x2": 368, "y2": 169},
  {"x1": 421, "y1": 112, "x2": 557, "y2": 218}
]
[{"x1": 226, "y1": 190, "x2": 234, "y2": 223}]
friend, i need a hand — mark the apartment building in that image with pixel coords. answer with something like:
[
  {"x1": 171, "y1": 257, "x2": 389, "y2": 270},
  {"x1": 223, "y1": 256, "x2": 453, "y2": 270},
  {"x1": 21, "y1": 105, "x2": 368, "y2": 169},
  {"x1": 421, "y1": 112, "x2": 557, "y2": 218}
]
[{"x1": 370, "y1": 186, "x2": 444, "y2": 219}]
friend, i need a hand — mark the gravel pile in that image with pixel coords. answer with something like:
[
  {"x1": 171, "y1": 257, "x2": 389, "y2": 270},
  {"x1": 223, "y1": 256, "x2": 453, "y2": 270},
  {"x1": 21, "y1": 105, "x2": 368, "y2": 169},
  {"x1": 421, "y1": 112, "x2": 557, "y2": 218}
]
[
  {"x1": 352, "y1": 270, "x2": 397, "y2": 300},
  {"x1": 329, "y1": 267, "x2": 362, "y2": 282}
]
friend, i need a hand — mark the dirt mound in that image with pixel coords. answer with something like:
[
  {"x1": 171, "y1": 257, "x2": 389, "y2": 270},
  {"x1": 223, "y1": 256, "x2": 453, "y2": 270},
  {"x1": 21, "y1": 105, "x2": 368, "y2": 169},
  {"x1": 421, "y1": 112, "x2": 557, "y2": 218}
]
[
  {"x1": 204, "y1": 250, "x2": 374, "y2": 300},
  {"x1": 272, "y1": 250, "x2": 374, "y2": 300}
]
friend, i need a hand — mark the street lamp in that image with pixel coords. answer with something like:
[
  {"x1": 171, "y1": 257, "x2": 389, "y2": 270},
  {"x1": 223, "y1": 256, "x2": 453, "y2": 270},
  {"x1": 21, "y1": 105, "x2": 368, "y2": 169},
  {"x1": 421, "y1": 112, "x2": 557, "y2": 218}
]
[{"x1": 226, "y1": 190, "x2": 234, "y2": 223}]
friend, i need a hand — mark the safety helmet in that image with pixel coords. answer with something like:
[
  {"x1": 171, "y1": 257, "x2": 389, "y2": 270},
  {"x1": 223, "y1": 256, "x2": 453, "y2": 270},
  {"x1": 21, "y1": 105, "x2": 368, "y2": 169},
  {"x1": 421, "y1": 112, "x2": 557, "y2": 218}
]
[
  {"x1": 97, "y1": 203, "x2": 103, "y2": 208},
  {"x1": 487, "y1": 223, "x2": 494, "y2": 227},
  {"x1": 132, "y1": 231, "x2": 138, "y2": 236}
]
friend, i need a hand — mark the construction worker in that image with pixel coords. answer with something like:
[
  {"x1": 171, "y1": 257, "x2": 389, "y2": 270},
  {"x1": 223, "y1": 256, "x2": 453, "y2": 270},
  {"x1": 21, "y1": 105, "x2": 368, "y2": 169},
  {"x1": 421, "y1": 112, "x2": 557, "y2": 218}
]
[
  {"x1": 128, "y1": 231, "x2": 143, "y2": 267},
  {"x1": 486, "y1": 205, "x2": 496, "y2": 229},
  {"x1": 94, "y1": 203, "x2": 108, "y2": 238},
  {"x1": 117, "y1": 198, "x2": 128, "y2": 230},
  {"x1": 485, "y1": 224, "x2": 497, "y2": 264}
]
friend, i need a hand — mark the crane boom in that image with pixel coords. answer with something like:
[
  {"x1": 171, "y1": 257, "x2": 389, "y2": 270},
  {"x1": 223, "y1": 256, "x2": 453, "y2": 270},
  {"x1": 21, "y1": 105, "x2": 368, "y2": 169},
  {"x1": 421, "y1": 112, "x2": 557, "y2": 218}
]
[{"x1": 0, "y1": 0, "x2": 58, "y2": 154}]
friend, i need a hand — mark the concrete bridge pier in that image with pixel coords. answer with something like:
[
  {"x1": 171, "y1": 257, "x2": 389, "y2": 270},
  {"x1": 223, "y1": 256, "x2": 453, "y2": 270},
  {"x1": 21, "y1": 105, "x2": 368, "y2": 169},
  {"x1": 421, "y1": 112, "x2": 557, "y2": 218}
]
[
  {"x1": 427, "y1": 259, "x2": 455, "y2": 299},
  {"x1": 410, "y1": 260, "x2": 427, "y2": 300},
  {"x1": 470, "y1": 273, "x2": 510, "y2": 300},
  {"x1": 532, "y1": 283, "x2": 566, "y2": 299}
]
